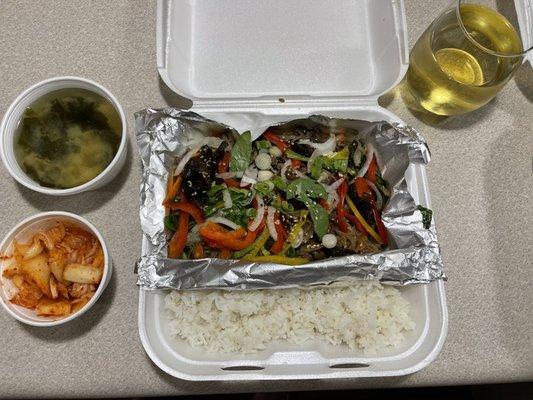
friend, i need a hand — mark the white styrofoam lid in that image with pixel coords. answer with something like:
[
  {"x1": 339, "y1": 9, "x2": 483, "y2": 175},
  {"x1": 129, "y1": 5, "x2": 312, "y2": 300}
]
[{"x1": 157, "y1": 0, "x2": 408, "y2": 103}]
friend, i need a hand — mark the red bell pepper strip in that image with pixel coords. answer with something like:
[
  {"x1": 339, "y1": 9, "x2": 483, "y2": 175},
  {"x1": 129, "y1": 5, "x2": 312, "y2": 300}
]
[
  {"x1": 199, "y1": 221, "x2": 264, "y2": 251},
  {"x1": 319, "y1": 198, "x2": 329, "y2": 211},
  {"x1": 163, "y1": 175, "x2": 182, "y2": 206},
  {"x1": 199, "y1": 221, "x2": 246, "y2": 242},
  {"x1": 270, "y1": 213, "x2": 287, "y2": 254},
  {"x1": 217, "y1": 151, "x2": 247, "y2": 188},
  {"x1": 291, "y1": 159, "x2": 302, "y2": 169},
  {"x1": 169, "y1": 201, "x2": 205, "y2": 224},
  {"x1": 219, "y1": 249, "x2": 231, "y2": 259},
  {"x1": 367, "y1": 155, "x2": 378, "y2": 183},
  {"x1": 336, "y1": 180, "x2": 349, "y2": 233},
  {"x1": 263, "y1": 131, "x2": 289, "y2": 153},
  {"x1": 168, "y1": 211, "x2": 189, "y2": 258},
  {"x1": 371, "y1": 206, "x2": 388, "y2": 244},
  {"x1": 353, "y1": 177, "x2": 387, "y2": 242},
  {"x1": 344, "y1": 212, "x2": 368, "y2": 236},
  {"x1": 354, "y1": 177, "x2": 373, "y2": 201}
]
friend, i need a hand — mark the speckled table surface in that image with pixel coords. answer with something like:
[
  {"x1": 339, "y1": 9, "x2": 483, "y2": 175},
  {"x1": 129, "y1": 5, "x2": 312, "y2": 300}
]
[{"x1": 0, "y1": 0, "x2": 531, "y2": 398}]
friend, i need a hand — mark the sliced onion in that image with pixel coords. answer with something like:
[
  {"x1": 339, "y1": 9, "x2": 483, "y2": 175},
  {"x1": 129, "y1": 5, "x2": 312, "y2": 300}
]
[
  {"x1": 223, "y1": 190, "x2": 232, "y2": 209},
  {"x1": 207, "y1": 216, "x2": 240, "y2": 231},
  {"x1": 299, "y1": 134, "x2": 336, "y2": 153},
  {"x1": 294, "y1": 169, "x2": 308, "y2": 179},
  {"x1": 266, "y1": 206, "x2": 278, "y2": 241},
  {"x1": 241, "y1": 167, "x2": 258, "y2": 187},
  {"x1": 357, "y1": 144, "x2": 374, "y2": 178},
  {"x1": 317, "y1": 170, "x2": 334, "y2": 183},
  {"x1": 216, "y1": 172, "x2": 236, "y2": 180},
  {"x1": 322, "y1": 177, "x2": 344, "y2": 209},
  {"x1": 367, "y1": 180, "x2": 383, "y2": 210},
  {"x1": 186, "y1": 225, "x2": 201, "y2": 246},
  {"x1": 281, "y1": 160, "x2": 292, "y2": 183},
  {"x1": 249, "y1": 195, "x2": 265, "y2": 232},
  {"x1": 306, "y1": 147, "x2": 321, "y2": 174},
  {"x1": 352, "y1": 143, "x2": 364, "y2": 168},
  {"x1": 327, "y1": 177, "x2": 345, "y2": 192},
  {"x1": 174, "y1": 145, "x2": 201, "y2": 176},
  {"x1": 327, "y1": 190, "x2": 340, "y2": 209},
  {"x1": 174, "y1": 137, "x2": 224, "y2": 176},
  {"x1": 305, "y1": 135, "x2": 336, "y2": 174}
]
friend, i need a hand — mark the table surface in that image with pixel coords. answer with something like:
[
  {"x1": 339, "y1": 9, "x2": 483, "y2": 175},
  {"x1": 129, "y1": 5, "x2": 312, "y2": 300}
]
[{"x1": 0, "y1": 0, "x2": 532, "y2": 398}]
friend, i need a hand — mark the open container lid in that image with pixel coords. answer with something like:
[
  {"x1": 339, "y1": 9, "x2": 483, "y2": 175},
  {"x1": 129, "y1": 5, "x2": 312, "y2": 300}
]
[{"x1": 157, "y1": 0, "x2": 409, "y2": 106}]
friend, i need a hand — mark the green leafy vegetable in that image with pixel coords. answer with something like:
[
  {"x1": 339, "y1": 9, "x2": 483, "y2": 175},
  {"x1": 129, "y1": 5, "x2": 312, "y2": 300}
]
[
  {"x1": 254, "y1": 180, "x2": 274, "y2": 196},
  {"x1": 286, "y1": 178, "x2": 328, "y2": 237},
  {"x1": 204, "y1": 201, "x2": 225, "y2": 217},
  {"x1": 285, "y1": 149, "x2": 310, "y2": 161},
  {"x1": 229, "y1": 131, "x2": 252, "y2": 174},
  {"x1": 323, "y1": 147, "x2": 349, "y2": 172},
  {"x1": 255, "y1": 140, "x2": 271, "y2": 151},
  {"x1": 375, "y1": 173, "x2": 388, "y2": 190},
  {"x1": 228, "y1": 187, "x2": 254, "y2": 204},
  {"x1": 417, "y1": 205, "x2": 433, "y2": 229},
  {"x1": 207, "y1": 184, "x2": 226, "y2": 197},
  {"x1": 286, "y1": 178, "x2": 327, "y2": 201},
  {"x1": 271, "y1": 176, "x2": 287, "y2": 190},
  {"x1": 300, "y1": 194, "x2": 329, "y2": 238},
  {"x1": 285, "y1": 246, "x2": 297, "y2": 257},
  {"x1": 164, "y1": 215, "x2": 177, "y2": 231},
  {"x1": 222, "y1": 207, "x2": 256, "y2": 228},
  {"x1": 310, "y1": 157, "x2": 325, "y2": 179},
  {"x1": 309, "y1": 148, "x2": 349, "y2": 179},
  {"x1": 281, "y1": 200, "x2": 294, "y2": 212}
]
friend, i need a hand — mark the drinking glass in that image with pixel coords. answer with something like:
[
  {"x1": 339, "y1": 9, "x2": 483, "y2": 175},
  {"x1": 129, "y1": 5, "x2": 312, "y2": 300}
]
[{"x1": 403, "y1": 0, "x2": 532, "y2": 116}]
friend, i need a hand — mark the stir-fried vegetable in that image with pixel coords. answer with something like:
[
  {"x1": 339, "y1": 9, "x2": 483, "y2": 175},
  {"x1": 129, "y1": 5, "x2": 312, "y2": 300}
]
[
  {"x1": 229, "y1": 131, "x2": 252, "y2": 174},
  {"x1": 345, "y1": 195, "x2": 383, "y2": 244},
  {"x1": 164, "y1": 122, "x2": 403, "y2": 263},
  {"x1": 417, "y1": 205, "x2": 433, "y2": 229},
  {"x1": 168, "y1": 212, "x2": 189, "y2": 258},
  {"x1": 242, "y1": 255, "x2": 308, "y2": 265}
]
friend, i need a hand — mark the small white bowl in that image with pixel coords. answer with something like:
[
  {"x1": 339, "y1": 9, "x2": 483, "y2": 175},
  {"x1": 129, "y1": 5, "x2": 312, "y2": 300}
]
[
  {"x1": 0, "y1": 76, "x2": 127, "y2": 196},
  {"x1": 0, "y1": 211, "x2": 112, "y2": 327}
]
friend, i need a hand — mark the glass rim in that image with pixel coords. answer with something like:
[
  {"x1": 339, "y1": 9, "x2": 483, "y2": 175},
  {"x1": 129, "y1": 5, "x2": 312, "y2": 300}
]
[{"x1": 456, "y1": 0, "x2": 533, "y2": 58}]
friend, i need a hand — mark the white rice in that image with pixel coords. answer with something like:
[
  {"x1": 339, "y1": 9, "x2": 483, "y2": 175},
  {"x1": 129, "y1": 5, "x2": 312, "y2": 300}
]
[{"x1": 164, "y1": 282, "x2": 414, "y2": 354}]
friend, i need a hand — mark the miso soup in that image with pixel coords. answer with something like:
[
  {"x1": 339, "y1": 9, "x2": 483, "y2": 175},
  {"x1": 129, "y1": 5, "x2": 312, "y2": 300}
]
[{"x1": 14, "y1": 88, "x2": 122, "y2": 189}]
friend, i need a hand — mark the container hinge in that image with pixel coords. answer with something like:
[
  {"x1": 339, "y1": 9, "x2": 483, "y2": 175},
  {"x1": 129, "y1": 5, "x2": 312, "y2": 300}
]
[{"x1": 191, "y1": 97, "x2": 380, "y2": 112}]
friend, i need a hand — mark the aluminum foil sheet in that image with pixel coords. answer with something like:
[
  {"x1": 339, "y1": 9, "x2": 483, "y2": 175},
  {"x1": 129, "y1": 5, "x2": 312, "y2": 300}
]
[{"x1": 135, "y1": 109, "x2": 445, "y2": 290}]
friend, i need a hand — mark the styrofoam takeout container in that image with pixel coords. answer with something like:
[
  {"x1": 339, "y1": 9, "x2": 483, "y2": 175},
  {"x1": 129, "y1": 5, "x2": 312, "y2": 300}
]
[
  {"x1": 0, "y1": 211, "x2": 112, "y2": 327},
  {"x1": 0, "y1": 76, "x2": 127, "y2": 196},
  {"x1": 139, "y1": 0, "x2": 448, "y2": 380}
]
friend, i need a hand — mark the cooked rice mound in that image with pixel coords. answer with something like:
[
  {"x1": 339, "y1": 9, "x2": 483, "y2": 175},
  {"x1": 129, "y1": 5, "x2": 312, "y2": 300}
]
[{"x1": 164, "y1": 282, "x2": 414, "y2": 354}]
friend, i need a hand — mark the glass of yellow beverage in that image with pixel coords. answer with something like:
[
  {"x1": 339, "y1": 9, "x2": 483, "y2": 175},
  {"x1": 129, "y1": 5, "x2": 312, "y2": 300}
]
[{"x1": 404, "y1": 0, "x2": 532, "y2": 116}]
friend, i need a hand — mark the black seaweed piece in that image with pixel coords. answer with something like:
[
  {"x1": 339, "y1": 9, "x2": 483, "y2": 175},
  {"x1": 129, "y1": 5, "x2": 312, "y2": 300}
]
[{"x1": 182, "y1": 145, "x2": 220, "y2": 205}]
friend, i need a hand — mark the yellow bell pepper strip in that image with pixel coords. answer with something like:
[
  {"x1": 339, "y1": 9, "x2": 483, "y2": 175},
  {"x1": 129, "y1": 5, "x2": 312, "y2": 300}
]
[
  {"x1": 242, "y1": 255, "x2": 308, "y2": 265},
  {"x1": 345, "y1": 195, "x2": 383, "y2": 244},
  {"x1": 280, "y1": 210, "x2": 308, "y2": 256},
  {"x1": 233, "y1": 227, "x2": 270, "y2": 258}
]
